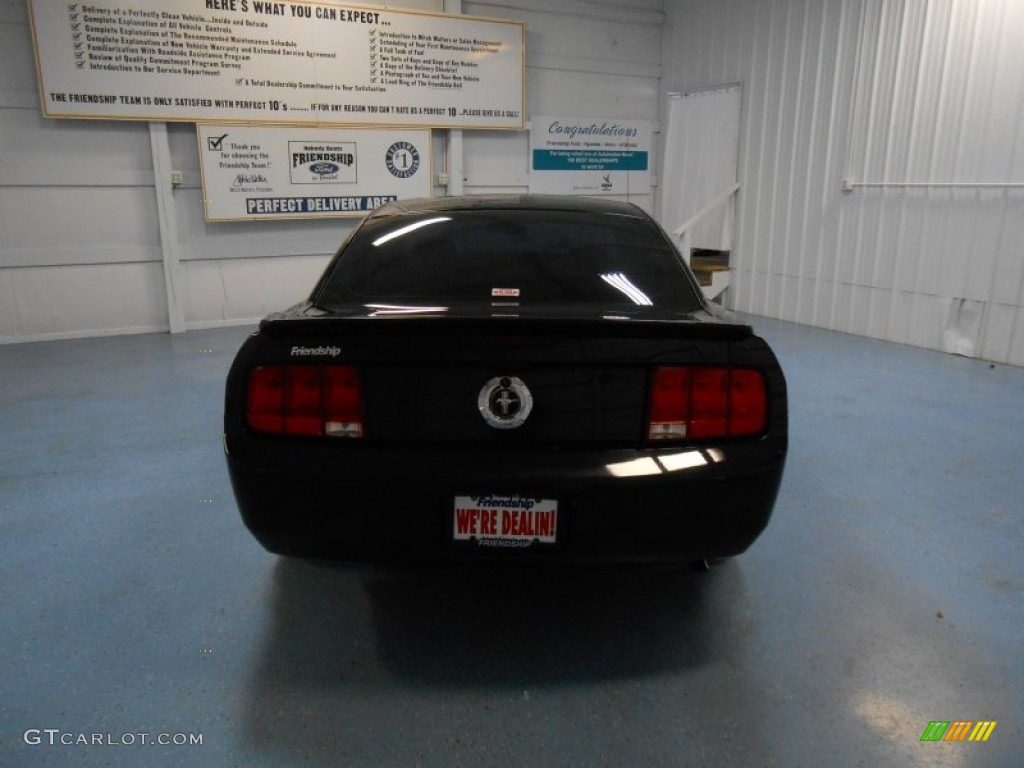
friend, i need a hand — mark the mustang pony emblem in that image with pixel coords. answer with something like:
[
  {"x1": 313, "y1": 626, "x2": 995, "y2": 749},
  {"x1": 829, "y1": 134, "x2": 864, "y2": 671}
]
[{"x1": 478, "y1": 376, "x2": 533, "y2": 429}]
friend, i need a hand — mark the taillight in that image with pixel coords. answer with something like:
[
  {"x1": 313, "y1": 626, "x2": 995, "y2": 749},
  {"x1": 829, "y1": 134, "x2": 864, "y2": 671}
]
[
  {"x1": 648, "y1": 367, "x2": 690, "y2": 440},
  {"x1": 323, "y1": 366, "x2": 364, "y2": 438},
  {"x1": 247, "y1": 367, "x2": 284, "y2": 434},
  {"x1": 246, "y1": 365, "x2": 365, "y2": 438},
  {"x1": 648, "y1": 366, "x2": 767, "y2": 440}
]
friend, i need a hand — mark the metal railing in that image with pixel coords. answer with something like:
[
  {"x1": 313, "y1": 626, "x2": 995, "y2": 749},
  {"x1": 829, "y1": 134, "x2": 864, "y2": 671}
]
[{"x1": 670, "y1": 182, "x2": 739, "y2": 267}]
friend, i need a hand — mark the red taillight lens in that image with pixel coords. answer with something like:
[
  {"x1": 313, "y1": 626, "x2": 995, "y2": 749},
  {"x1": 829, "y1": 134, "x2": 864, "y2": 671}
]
[
  {"x1": 728, "y1": 369, "x2": 768, "y2": 436},
  {"x1": 689, "y1": 367, "x2": 729, "y2": 438},
  {"x1": 247, "y1": 366, "x2": 284, "y2": 434},
  {"x1": 246, "y1": 365, "x2": 364, "y2": 438},
  {"x1": 285, "y1": 365, "x2": 323, "y2": 436},
  {"x1": 648, "y1": 366, "x2": 767, "y2": 440}
]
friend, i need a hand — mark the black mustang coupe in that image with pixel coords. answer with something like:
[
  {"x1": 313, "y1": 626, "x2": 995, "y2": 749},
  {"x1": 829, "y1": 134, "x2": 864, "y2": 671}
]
[{"x1": 224, "y1": 195, "x2": 787, "y2": 567}]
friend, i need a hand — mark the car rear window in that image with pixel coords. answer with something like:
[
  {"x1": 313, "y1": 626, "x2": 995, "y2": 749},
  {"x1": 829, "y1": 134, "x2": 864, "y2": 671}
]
[{"x1": 314, "y1": 208, "x2": 703, "y2": 312}]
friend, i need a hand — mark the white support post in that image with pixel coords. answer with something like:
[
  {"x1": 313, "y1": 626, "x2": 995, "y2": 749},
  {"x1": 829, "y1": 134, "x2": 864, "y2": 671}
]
[
  {"x1": 148, "y1": 122, "x2": 186, "y2": 334},
  {"x1": 680, "y1": 229, "x2": 691, "y2": 267},
  {"x1": 446, "y1": 129, "x2": 464, "y2": 196},
  {"x1": 722, "y1": 189, "x2": 734, "y2": 253},
  {"x1": 444, "y1": 0, "x2": 464, "y2": 197}
]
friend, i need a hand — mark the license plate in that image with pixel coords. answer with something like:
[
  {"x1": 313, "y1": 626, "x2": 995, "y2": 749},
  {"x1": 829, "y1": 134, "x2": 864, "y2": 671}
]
[{"x1": 453, "y1": 495, "x2": 558, "y2": 548}]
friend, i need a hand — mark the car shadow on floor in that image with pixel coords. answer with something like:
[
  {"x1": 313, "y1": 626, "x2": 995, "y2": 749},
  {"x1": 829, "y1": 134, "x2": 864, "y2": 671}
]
[
  {"x1": 240, "y1": 558, "x2": 757, "y2": 762},
  {"x1": 247, "y1": 556, "x2": 751, "y2": 690},
  {"x1": 363, "y1": 562, "x2": 746, "y2": 686}
]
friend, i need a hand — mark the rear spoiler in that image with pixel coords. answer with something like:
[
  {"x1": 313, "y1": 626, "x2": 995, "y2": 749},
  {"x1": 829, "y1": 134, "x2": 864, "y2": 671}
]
[{"x1": 259, "y1": 309, "x2": 754, "y2": 343}]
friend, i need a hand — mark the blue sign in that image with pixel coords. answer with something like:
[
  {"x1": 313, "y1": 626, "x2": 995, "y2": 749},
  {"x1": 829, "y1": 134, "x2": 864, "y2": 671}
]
[{"x1": 532, "y1": 149, "x2": 649, "y2": 172}]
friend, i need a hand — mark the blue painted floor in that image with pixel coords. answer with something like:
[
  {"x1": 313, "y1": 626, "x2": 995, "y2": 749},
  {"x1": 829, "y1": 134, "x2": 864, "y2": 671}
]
[{"x1": 1, "y1": 317, "x2": 1021, "y2": 767}]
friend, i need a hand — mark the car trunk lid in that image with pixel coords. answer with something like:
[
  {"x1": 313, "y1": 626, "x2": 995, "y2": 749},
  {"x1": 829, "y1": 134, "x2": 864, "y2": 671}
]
[{"x1": 235, "y1": 304, "x2": 769, "y2": 447}]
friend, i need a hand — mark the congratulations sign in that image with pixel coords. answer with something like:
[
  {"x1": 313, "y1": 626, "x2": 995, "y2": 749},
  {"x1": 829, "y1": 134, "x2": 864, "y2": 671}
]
[
  {"x1": 529, "y1": 116, "x2": 652, "y2": 195},
  {"x1": 28, "y1": 0, "x2": 524, "y2": 129}
]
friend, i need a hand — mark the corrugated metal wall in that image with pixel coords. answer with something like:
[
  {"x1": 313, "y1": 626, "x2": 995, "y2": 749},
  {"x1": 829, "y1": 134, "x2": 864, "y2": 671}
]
[{"x1": 662, "y1": 0, "x2": 1024, "y2": 365}]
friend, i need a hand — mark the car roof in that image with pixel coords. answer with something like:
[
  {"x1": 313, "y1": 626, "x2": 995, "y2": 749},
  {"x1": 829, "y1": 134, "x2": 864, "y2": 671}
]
[{"x1": 372, "y1": 194, "x2": 649, "y2": 218}]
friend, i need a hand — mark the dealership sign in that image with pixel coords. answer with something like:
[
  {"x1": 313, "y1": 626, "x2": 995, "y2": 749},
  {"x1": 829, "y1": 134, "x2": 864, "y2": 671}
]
[
  {"x1": 197, "y1": 124, "x2": 430, "y2": 221},
  {"x1": 529, "y1": 116, "x2": 653, "y2": 195},
  {"x1": 289, "y1": 141, "x2": 357, "y2": 184},
  {"x1": 28, "y1": 0, "x2": 524, "y2": 129}
]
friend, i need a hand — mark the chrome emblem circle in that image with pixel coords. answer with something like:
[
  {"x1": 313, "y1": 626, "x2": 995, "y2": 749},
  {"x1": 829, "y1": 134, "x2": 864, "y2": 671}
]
[{"x1": 478, "y1": 376, "x2": 533, "y2": 430}]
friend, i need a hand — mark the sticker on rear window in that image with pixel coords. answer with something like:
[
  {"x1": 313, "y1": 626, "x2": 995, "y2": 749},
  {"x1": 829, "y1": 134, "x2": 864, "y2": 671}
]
[{"x1": 492, "y1": 288, "x2": 520, "y2": 297}]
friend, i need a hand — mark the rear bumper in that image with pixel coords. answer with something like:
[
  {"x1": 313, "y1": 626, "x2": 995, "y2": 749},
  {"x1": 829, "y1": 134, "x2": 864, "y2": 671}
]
[{"x1": 225, "y1": 435, "x2": 786, "y2": 566}]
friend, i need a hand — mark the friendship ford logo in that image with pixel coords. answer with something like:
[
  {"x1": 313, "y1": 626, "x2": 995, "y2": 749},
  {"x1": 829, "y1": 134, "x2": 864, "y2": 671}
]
[
  {"x1": 478, "y1": 376, "x2": 533, "y2": 430},
  {"x1": 289, "y1": 141, "x2": 356, "y2": 185}
]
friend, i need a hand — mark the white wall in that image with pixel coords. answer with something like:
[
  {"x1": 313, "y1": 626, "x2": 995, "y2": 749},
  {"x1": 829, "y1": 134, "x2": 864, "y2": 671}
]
[
  {"x1": 1, "y1": 1, "x2": 168, "y2": 341},
  {"x1": 0, "y1": 0, "x2": 663, "y2": 343},
  {"x1": 662, "y1": 0, "x2": 1024, "y2": 365}
]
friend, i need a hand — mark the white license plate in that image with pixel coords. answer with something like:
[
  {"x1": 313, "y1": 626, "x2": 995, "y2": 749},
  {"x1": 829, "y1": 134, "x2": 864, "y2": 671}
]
[{"x1": 453, "y1": 495, "x2": 558, "y2": 547}]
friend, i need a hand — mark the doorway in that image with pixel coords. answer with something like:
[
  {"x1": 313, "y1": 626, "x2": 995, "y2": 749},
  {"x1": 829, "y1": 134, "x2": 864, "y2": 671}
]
[{"x1": 660, "y1": 84, "x2": 742, "y2": 301}]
